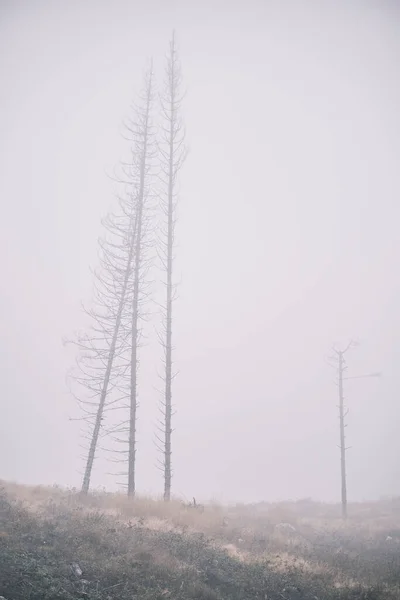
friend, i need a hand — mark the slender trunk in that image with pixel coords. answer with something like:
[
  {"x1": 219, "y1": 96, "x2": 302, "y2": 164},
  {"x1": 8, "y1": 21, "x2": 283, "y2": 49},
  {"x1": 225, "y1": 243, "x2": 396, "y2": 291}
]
[
  {"x1": 338, "y1": 351, "x2": 347, "y2": 518},
  {"x1": 160, "y1": 33, "x2": 184, "y2": 501},
  {"x1": 81, "y1": 218, "x2": 137, "y2": 495},
  {"x1": 164, "y1": 97, "x2": 174, "y2": 501},
  {"x1": 128, "y1": 71, "x2": 152, "y2": 497},
  {"x1": 128, "y1": 213, "x2": 142, "y2": 496}
]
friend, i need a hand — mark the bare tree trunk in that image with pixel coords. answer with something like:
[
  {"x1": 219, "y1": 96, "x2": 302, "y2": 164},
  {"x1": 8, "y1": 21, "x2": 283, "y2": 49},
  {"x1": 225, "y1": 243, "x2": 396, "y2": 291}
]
[
  {"x1": 127, "y1": 66, "x2": 154, "y2": 497},
  {"x1": 67, "y1": 194, "x2": 138, "y2": 495},
  {"x1": 329, "y1": 342, "x2": 355, "y2": 519},
  {"x1": 81, "y1": 270, "x2": 129, "y2": 494},
  {"x1": 164, "y1": 51, "x2": 175, "y2": 503},
  {"x1": 157, "y1": 33, "x2": 185, "y2": 501},
  {"x1": 80, "y1": 214, "x2": 137, "y2": 494},
  {"x1": 338, "y1": 350, "x2": 347, "y2": 519}
]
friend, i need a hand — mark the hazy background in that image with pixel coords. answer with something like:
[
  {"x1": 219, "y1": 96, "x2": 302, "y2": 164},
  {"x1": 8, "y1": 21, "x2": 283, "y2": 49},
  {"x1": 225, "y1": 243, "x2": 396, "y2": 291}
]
[{"x1": 0, "y1": 0, "x2": 399, "y2": 503}]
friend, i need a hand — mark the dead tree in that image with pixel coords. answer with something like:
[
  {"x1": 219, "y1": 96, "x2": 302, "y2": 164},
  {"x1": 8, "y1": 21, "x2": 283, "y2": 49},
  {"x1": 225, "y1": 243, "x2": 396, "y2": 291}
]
[
  {"x1": 156, "y1": 33, "x2": 186, "y2": 501},
  {"x1": 124, "y1": 64, "x2": 155, "y2": 497},
  {"x1": 105, "y1": 65, "x2": 155, "y2": 497},
  {"x1": 328, "y1": 341, "x2": 357, "y2": 519},
  {"x1": 328, "y1": 341, "x2": 380, "y2": 519},
  {"x1": 67, "y1": 65, "x2": 154, "y2": 495}
]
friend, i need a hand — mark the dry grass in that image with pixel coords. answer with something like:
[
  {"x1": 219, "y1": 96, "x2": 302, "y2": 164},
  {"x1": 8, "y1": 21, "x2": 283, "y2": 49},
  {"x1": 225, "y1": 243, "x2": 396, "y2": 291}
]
[
  {"x1": 2, "y1": 480, "x2": 400, "y2": 599},
  {"x1": 4, "y1": 480, "x2": 400, "y2": 544}
]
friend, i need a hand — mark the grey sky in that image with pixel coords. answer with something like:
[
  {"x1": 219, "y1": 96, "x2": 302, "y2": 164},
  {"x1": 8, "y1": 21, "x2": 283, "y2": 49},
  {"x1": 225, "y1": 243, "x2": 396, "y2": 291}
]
[{"x1": 0, "y1": 0, "x2": 399, "y2": 503}]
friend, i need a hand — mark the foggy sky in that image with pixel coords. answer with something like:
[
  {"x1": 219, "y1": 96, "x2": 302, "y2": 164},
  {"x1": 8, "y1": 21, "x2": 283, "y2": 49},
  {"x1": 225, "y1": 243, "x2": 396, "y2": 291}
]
[{"x1": 1, "y1": 0, "x2": 399, "y2": 503}]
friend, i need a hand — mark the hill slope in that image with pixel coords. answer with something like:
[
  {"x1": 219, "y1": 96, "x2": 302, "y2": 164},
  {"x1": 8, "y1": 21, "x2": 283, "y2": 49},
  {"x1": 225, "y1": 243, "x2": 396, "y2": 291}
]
[{"x1": 1, "y1": 484, "x2": 399, "y2": 599}]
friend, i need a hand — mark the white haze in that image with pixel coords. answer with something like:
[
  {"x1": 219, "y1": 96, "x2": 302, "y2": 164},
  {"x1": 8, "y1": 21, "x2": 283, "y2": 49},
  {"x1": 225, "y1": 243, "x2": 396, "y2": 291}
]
[{"x1": 0, "y1": 0, "x2": 399, "y2": 503}]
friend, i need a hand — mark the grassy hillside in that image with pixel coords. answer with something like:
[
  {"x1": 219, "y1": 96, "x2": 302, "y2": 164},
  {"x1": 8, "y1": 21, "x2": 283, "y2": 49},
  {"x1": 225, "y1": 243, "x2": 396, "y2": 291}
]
[{"x1": 1, "y1": 482, "x2": 399, "y2": 599}]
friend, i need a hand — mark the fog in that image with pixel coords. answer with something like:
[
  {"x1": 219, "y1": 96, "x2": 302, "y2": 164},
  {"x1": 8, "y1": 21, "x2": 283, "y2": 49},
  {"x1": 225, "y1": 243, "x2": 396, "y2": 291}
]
[{"x1": 0, "y1": 0, "x2": 399, "y2": 504}]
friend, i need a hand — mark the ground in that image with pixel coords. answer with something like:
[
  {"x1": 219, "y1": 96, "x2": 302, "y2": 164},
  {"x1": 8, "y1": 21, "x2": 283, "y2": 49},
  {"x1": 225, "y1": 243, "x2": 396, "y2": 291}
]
[{"x1": 1, "y1": 482, "x2": 399, "y2": 599}]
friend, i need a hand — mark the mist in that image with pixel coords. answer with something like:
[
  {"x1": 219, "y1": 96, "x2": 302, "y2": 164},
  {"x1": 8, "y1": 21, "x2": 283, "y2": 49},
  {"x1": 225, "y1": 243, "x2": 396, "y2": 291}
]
[{"x1": 0, "y1": 0, "x2": 399, "y2": 504}]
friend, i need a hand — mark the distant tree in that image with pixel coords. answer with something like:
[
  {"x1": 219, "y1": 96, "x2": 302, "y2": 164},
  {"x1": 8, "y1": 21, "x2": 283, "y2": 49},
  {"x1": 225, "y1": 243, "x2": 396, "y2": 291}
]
[
  {"x1": 156, "y1": 33, "x2": 186, "y2": 501},
  {"x1": 67, "y1": 64, "x2": 154, "y2": 495}
]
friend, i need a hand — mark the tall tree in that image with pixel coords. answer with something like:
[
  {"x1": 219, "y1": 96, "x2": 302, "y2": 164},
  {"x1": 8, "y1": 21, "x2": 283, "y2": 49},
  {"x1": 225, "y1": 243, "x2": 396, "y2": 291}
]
[
  {"x1": 157, "y1": 33, "x2": 186, "y2": 501},
  {"x1": 126, "y1": 65, "x2": 155, "y2": 496},
  {"x1": 68, "y1": 65, "x2": 154, "y2": 495},
  {"x1": 328, "y1": 341, "x2": 380, "y2": 518}
]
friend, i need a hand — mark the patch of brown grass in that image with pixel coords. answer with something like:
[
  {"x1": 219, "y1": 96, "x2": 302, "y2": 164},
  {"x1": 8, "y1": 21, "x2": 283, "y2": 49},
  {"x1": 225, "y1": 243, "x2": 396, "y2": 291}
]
[
  {"x1": 2, "y1": 481, "x2": 400, "y2": 599},
  {"x1": 3, "y1": 480, "x2": 400, "y2": 549}
]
